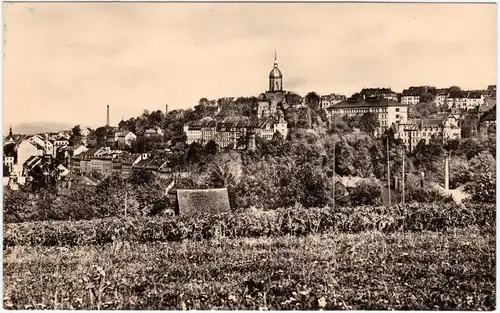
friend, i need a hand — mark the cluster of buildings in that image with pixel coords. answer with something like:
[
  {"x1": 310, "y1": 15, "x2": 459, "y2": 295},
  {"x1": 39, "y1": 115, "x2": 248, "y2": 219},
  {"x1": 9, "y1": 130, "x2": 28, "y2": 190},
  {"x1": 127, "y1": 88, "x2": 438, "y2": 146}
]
[
  {"x1": 4, "y1": 52, "x2": 497, "y2": 191},
  {"x1": 391, "y1": 114, "x2": 462, "y2": 151},
  {"x1": 3, "y1": 130, "x2": 72, "y2": 185},
  {"x1": 183, "y1": 116, "x2": 288, "y2": 149},
  {"x1": 2, "y1": 123, "x2": 170, "y2": 189},
  {"x1": 400, "y1": 85, "x2": 496, "y2": 110},
  {"x1": 70, "y1": 147, "x2": 170, "y2": 180}
]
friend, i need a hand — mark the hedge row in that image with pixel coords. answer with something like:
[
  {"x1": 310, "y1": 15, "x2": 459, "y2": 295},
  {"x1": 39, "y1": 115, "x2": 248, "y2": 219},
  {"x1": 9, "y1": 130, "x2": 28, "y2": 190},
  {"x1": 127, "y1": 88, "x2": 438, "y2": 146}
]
[{"x1": 4, "y1": 203, "x2": 495, "y2": 247}]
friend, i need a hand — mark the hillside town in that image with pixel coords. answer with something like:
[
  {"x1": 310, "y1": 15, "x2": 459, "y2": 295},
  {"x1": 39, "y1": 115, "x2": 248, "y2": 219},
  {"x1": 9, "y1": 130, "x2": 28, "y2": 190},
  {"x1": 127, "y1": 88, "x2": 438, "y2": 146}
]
[
  {"x1": 3, "y1": 54, "x2": 496, "y2": 195},
  {"x1": 3, "y1": 2, "x2": 497, "y2": 310}
]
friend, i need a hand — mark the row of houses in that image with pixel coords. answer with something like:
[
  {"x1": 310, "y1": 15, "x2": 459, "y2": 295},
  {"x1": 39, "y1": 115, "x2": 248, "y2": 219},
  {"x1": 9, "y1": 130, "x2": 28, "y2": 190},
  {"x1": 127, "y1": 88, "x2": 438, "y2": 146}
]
[
  {"x1": 3, "y1": 133, "x2": 73, "y2": 184},
  {"x1": 401, "y1": 85, "x2": 496, "y2": 109},
  {"x1": 183, "y1": 116, "x2": 288, "y2": 148},
  {"x1": 325, "y1": 95, "x2": 408, "y2": 130},
  {"x1": 70, "y1": 147, "x2": 171, "y2": 178},
  {"x1": 85, "y1": 126, "x2": 164, "y2": 148},
  {"x1": 392, "y1": 114, "x2": 462, "y2": 151},
  {"x1": 391, "y1": 104, "x2": 496, "y2": 151},
  {"x1": 319, "y1": 85, "x2": 495, "y2": 111}
]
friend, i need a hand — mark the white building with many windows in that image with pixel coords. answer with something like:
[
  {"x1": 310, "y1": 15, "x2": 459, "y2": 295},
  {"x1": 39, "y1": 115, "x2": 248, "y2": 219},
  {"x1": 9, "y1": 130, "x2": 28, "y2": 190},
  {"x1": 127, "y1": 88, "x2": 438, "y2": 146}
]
[
  {"x1": 391, "y1": 114, "x2": 461, "y2": 151},
  {"x1": 325, "y1": 95, "x2": 408, "y2": 131}
]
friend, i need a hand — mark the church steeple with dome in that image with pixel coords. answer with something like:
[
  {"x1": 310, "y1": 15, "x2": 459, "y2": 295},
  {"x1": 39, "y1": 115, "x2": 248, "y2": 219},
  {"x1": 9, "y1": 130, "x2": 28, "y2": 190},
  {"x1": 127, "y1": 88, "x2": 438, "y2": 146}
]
[{"x1": 269, "y1": 50, "x2": 283, "y2": 92}]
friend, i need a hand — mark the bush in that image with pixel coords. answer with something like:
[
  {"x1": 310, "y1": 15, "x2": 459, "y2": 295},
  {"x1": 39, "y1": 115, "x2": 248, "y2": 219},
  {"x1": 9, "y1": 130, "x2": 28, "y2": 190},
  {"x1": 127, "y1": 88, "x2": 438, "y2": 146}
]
[
  {"x1": 4, "y1": 203, "x2": 495, "y2": 248},
  {"x1": 465, "y1": 170, "x2": 496, "y2": 204},
  {"x1": 349, "y1": 180, "x2": 382, "y2": 206},
  {"x1": 405, "y1": 185, "x2": 454, "y2": 204}
]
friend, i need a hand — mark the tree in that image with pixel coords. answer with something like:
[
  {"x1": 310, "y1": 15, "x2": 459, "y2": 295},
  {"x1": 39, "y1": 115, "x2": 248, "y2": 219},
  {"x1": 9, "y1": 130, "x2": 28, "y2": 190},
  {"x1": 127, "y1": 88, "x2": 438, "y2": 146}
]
[
  {"x1": 128, "y1": 168, "x2": 156, "y2": 186},
  {"x1": 208, "y1": 152, "x2": 242, "y2": 188},
  {"x1": 349, "y1": 180, "x2": 382, "y2": 206},
  {"x1": 286, "y1": 92, "x2": 302, "y2": 106},
  {"x1": 305, "y1": 92, "x2": 321, "y2": 108},
  {"x1": 187, "y1": 142, "x2": 204, "y2": 164},
  {"x1": 94, "y1": 127, "x2": 108, "y2": 147},
  {"x1": 205, "y1": 140, "x2": 218, "y2": 155},
  {"x1": 71, "y1": 125, "x2": 82, "y2": 137},
  {"x1": 358, "y1": 112, "x2": 380, "y2": 133},
  {"x1": 460, "y1": 113, "x2": 479, "y2": 138},
  {"x1": 4, "y1": 190, "x2": 32, "y2": 222},
  {"x1": 296, "y1": 164, "x2": 329, "y2": 208},
  {"x1": 28, "y1": 159, "x2": 62, "y2": 193},
  {"x1": 465, "y1": 170, "x2": 496, "y2": 204}
]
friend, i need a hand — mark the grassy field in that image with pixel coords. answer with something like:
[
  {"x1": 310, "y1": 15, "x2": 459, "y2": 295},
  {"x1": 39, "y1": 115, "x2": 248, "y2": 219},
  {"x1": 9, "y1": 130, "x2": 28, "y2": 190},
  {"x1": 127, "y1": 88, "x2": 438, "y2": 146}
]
[{"x1": 3, "y1": 227, "x2": 495, "y2": 310}]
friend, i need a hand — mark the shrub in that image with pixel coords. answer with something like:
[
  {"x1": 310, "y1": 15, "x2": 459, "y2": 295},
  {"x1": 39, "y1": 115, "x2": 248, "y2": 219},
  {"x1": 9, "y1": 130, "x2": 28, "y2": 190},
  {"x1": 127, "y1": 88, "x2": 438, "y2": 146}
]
[
  {"x1": 405, "y1": 185, "x2": 454, "y2": 204},
  {"x1": 4, "y1": 203, "x2": 494, "y2": 248},
  {"x1": 349, "y1": 180, "x2": 382, "y2": 206},
  {"x1": 465, "y1": 170, "x2": 496, "y2": 204}
]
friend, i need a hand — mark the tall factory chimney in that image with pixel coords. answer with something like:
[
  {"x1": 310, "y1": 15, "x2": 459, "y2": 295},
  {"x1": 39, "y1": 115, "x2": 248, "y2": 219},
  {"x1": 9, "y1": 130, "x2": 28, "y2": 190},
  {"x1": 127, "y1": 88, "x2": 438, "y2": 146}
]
[
  {"x1": 106, "y1": 105, "x2": 110, "y2": 127},
  {"x1": 165, "y1": 104, "x2": 169, "y2": 116}
]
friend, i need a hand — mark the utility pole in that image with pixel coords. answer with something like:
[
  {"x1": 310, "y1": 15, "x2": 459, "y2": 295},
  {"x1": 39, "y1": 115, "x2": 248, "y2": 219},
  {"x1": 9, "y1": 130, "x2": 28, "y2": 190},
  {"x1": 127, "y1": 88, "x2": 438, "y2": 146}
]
[
  {"x1": 401, "y1": 145, "x2": 405, "y2": 206},
  {"x1": 387, "y1": 137, "x2": 391, "y2": 207},
  {"x1": 124, "y1": 190, "x2": 128, "y2": 218},
  {"x1": 332, "y1": 141, "x2": 336, "y2": 211}
]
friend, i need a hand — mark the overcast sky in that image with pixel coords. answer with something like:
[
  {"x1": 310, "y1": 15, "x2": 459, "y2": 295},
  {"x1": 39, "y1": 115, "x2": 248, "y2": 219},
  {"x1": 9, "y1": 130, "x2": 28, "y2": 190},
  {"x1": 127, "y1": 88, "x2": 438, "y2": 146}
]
[{"x1": 3, "y1": 2, "x2": 497, "y2": 130}]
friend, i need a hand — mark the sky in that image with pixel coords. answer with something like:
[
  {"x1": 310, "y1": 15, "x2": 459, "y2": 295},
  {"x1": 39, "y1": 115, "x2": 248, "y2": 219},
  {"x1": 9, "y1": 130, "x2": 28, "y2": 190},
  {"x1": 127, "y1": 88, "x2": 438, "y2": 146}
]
[{"x1": 3, "y1": 2, "x2": 497, "y2": 131}]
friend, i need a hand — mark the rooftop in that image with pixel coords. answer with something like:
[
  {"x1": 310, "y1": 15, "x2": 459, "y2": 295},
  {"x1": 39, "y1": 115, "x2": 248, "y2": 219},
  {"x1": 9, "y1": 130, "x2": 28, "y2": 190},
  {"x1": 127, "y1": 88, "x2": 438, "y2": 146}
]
[
  {"x1": 176, "y1": 188, "x2": 231, "y2": 215},
  {"x1": 327, "y1": 97, "x2": 407, "y2": 109}
]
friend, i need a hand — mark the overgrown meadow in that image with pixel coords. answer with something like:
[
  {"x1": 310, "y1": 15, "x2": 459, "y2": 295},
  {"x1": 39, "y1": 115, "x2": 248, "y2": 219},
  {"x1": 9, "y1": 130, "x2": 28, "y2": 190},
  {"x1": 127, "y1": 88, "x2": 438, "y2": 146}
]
[{"x1": 3, "y1": 203, "x2": 496, "y2": 310}]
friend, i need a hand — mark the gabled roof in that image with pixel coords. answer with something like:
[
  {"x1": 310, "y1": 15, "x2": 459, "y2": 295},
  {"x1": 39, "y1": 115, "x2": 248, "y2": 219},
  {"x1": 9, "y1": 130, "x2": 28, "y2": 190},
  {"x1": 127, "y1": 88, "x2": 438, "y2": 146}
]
[
  {"x1": 116, "y1": 131, "x2": 135, "y2": 137},
  {"x1": 120, "y1": 153, "x2": 142, "y2": 165},
  {"x1": 55, "y1": 136, "x2": 69, "y2": 141},
  {"x1": 480, "y1": 106, "x2": 496, "y2": 123},
  {"x1": 464, "y1": 91, "x2": 483, "y2": 99},
  {"x1": 402, "y1": 86, "x2": 427, "y2": 96},
  {"x1": 13, "y1": 134, "x2": 28, "y2": 145},
  {"x1": 327, "y1": 97, "x2": 407, "y2": 109},
  {"x1": 448, "y1": 90, "x2": 466, "y2": 99},
  {"x1": 414, "y1": 118, "x2": 445, "y2": 127},
  {"x1": 360, "y1": 88, "x2": 396, "y2": 96},
  {"x1": 24, "y1": 155, "x2": 42, "y2": 168},
  {"x1": 3, "y1": 144, "x2": 16, "y2": 158},
  {"x1": 176, "y1": 188, "x2": 231, "y2": 215},
  {"x1": 68, "y1": 174, "x2": 99, "y2": 186},
  {"x1": 133, "y1": 156, "x2": 166, "y2": 170}
]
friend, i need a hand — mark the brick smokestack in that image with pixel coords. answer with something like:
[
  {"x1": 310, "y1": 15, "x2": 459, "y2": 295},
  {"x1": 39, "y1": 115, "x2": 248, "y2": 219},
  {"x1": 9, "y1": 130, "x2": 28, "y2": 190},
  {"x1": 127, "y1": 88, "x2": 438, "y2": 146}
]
[
  {"x1": 165, "y1": 104, "x2": 168, "y2": 116},
  {"x1": 106, "y1": 105, "x2": 110, "y2": 127}
]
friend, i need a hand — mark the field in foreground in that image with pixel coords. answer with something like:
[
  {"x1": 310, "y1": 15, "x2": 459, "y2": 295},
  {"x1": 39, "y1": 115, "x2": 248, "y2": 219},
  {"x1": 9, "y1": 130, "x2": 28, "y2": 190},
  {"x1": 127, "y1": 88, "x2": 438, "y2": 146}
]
[{"x1": 3, "y1": 227, "x2": 495, "y2": 310}]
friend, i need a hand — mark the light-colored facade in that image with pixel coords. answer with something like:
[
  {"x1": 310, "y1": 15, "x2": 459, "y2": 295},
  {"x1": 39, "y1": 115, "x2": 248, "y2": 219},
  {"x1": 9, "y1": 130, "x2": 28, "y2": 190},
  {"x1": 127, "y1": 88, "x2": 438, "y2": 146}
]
[
  {"x1": 401, "y1": 95, "x2": 420, "y2": 105},
  {"x1": 320, "y1": 94, "x2": 347, "y2": 109},
  {"x1": 184, "y1": 117, "x2": 288, "y2": 148},
  {"x1": 326, "y1": 96, "x2": 408, "y2": 130},
  {"x1": 446, "y1": 96, "x2": 468, "y2": 109},
  {"x1": 465, "y1": 93, "x2": 485, "y2": 110},
  {"x1": 436, "y1": 94, "x2": 447, "y2": 106},
  {"x1": 359, "y1": 88, "x2": 398, "y2": 102},
  {"x1": 54, "y1": 136, "x2": 69, "y2": 147},
  {"x1": 116, "y1": 131, "x2": 137, "y2": 147},
  {"x1": 392, "y1": 115, "x2": 461, "y2": 151}
]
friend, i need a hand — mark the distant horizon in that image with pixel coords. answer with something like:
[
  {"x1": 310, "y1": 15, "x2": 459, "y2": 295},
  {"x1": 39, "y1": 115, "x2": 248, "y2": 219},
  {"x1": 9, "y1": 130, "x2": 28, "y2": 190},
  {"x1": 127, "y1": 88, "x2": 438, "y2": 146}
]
[
  {"x1": 3, "y1": 2, "x2": 496, "y2": 132},
  {"x1": 4, "y1": 81, "x2": 497, "y2": 135}
]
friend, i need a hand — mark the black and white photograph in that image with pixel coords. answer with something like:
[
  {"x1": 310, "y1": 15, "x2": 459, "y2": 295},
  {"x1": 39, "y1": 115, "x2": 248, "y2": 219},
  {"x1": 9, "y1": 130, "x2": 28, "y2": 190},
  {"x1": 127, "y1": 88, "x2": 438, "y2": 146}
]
[{"x1": 2, "y1": 1, "x2": 497, "y2": 310}]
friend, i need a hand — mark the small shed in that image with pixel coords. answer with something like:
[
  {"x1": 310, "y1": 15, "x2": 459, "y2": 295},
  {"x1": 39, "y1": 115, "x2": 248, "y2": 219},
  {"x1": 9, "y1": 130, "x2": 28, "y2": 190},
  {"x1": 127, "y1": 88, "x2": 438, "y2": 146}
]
[{"x1": 176, "y1": 188, "x2": 231, "y2": 216}]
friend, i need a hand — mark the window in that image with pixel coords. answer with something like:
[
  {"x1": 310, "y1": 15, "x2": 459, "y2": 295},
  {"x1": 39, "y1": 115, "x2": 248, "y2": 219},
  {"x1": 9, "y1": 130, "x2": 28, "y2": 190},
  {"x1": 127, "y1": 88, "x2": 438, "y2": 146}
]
[
  {"x1": 396, "y1": 108, "x2": 400, "y2": 112},
  {"x1": 396, "y1": 114, "x2": 400, "y2": 119}
]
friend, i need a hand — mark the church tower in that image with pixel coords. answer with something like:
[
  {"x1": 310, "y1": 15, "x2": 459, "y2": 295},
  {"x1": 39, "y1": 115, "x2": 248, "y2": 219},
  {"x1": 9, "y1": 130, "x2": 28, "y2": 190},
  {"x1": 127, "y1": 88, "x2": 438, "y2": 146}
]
[{"x1": 269, "y1": 51, "x2": 283, "y2": 92}]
